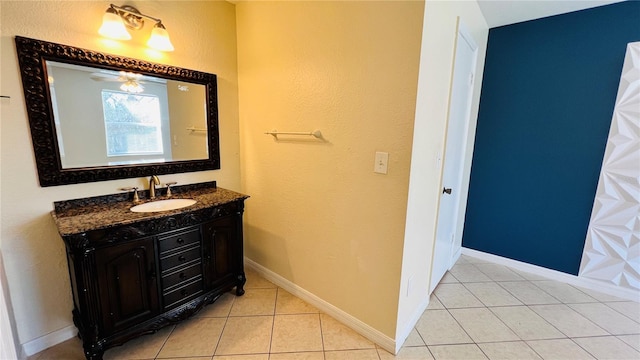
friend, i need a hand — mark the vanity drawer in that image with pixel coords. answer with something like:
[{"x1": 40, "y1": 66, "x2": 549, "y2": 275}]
[
  {"x1": 161, "y1": 262, "x2": 202, "y2": 291},
  {"x1": 160, "y1": 245, "x2": 201, "y2": 273},
  {"x1": 163, "y1": 279, "x2": 203, "y2": 309},
  {"x1": 158, "y1": 227, "x2": 201, "y2": 254}
]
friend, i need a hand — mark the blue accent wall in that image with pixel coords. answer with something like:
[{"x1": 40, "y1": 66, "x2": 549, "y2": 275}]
[{"x1": 462, "y1": 1, "x2": 640, "y2": 275}]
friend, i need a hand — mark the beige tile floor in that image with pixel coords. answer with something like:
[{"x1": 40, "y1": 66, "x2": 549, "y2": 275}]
[{"x1": 31, "y1": 255, "x2": 640, "y2": 360}]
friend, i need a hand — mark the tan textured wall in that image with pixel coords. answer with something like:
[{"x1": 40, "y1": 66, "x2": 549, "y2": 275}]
[
  {"x1": 168, "y1": 81, "x2": 209, "y2": 161},
  {"x1": 236, "y1": 1, "x2": 424, "y2": 338},
  {"x1": 0, "y1": 0, "x2": 239, "y2": 346}
]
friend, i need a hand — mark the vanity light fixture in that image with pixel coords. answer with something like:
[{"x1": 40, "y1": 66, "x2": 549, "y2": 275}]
[{"x1": 98, "y1": 4, "x2": 174, "y2": 52}]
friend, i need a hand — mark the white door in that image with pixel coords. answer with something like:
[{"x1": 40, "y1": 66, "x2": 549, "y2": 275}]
[{"x1": 430, "y1": 23, "x2": 478, "y2": 293}]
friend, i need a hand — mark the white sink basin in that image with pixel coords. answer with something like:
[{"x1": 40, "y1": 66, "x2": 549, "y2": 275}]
[{"x1": 130, "y1": 199, "x2": 197, "y2": 213}]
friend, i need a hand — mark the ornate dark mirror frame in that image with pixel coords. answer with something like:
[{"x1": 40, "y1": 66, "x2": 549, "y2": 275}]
[{"x1": 15, "y1": 36, "x2": 221, "y2": 187}]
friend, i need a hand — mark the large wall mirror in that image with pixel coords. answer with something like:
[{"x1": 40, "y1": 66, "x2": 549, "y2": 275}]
[{"x1": 15, "y1": 36, "x2": 220, "y2": 186}]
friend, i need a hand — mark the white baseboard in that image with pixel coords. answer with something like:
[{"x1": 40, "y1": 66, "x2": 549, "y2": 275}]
[
  {"x1": 462, "y1": 248, "x2": 640, "y2": 302},
  {"x1": 394, "y1": 295, "x2": 430, "y2": 354},
  {"x1": 244, "y1": 257, "x2": 397, "y2": 354},
  {"x1": 451, "y1": 247, "x2": 462, "y2": 268},
  {"x1": 21, "y1": 324, "x2": 76, "y2": 357}
]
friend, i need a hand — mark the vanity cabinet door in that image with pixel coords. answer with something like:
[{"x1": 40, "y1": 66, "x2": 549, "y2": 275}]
[
  {"x1": 202, "y1": 215, "x2": 239, "y2": 289},
  {"x1": 95, "y1": 238, "x2": 160, "y2": 335}
]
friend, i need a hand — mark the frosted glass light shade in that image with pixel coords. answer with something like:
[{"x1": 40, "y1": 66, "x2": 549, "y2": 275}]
[
  {"x1": 98, "y1": 10, "x2": 131, "y2": 40},
  {"x1": 120, "y1": 80, "x2": 144, "y2": 93},
  {"x1": 147, "y1": 23, "x2": 174, "y2": 52}
]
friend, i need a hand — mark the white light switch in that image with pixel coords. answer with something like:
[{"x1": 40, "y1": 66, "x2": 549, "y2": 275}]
[{"x1": 374, "y1": 152, "x2": 389, "y2": 174}]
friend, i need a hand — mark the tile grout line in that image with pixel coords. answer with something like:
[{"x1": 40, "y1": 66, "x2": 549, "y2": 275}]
[
  {"x1": 447, "y1": 271, "x2": 568, "y2": 359},
  {"x1": 318, "y1": 312, "x2": 327, "y2": 360},
  {"x1": 528, "y1": 277, "x2": 586, "y2": 304},
  {"x1": 522, "y1": 339, "x2": 550, "y2": 360},
  {"x1": 485, "y1": 303, "x2": 556, "y2": 358},
  {"x1": 153, "y1": 324, "x2": 177, "y2": 360},
  {"x1": 518, "y1": 295, "x2": 607, "y2": 341},
  {"x1": 439, "y1": 292, "x2": 481, "y2": 348},
  {"x1": 570, "y1": 333, "x2": 640, "y2": 359},
  {"x1": 452, "y1": 265, "x2": 522, "y2": 359},
  {"x1": 266, "y1": 287, "x2": 278, "y2": 358},
  {"x1": 601, "y1": 301, "x2": 640, "y2": 324},
  {"x1": 568, "y1": 336, "x2": 601, "y2": 359},
  {"x1": 566, "y1": 301, "x2": 631, "y2": 334},
  {"x1": 412, "y1": 314, "x2": 437, "y2": 359},
  {"x1": 209, "y1": 296, "x2": 233, "y2": 359},
  {"x1": 497, "y1": 278, "x2": 565, "y2": 306},
  {"x1": 455, "y1": 277, "x2": 521, "y2": 357},
  {"x1": 456, "y1": 261, "x2": 553, "y2": 358},
  {"x1": 459, "y1": 277, "x2": 523, "y2": 308}
]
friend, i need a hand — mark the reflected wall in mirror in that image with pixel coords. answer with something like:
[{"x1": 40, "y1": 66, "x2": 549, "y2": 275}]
[
  {"x1": 47, "y1": 61, "x2": 209, "y2": 169},
  {"x1": 15, "y1": 36, "x2": 220, "y2": 186}
]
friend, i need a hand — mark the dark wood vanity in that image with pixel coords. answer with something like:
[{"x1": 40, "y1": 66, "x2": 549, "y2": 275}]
[{"x1": 52, "y1": 182, "x2": 248, "y2": 360}]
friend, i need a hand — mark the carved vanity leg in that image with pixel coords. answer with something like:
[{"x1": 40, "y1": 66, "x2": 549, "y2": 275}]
[
  {"x1": 83, "y1": 344, "x2": 104, "y2": 360},
  {"x1": 86, "y1": 351, "x2": 104, "y2": 360},
  {"x1": 235, "y1": 272, "x2": 246, "y2": 296}
]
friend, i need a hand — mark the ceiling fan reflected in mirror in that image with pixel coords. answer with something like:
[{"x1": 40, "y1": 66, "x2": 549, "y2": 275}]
[{"x1": 89, "y1": 70, "x2": 168, "y2": 94}]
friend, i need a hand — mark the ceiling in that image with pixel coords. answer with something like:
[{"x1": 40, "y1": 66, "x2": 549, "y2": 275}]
[{"x1": 477, "y1": 0, "x2": 625, "y2": 28}]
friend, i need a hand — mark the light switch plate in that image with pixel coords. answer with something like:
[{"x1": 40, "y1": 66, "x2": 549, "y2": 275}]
[{"x1": 374, "y1": 151, "x2": 389, "y2": 174}]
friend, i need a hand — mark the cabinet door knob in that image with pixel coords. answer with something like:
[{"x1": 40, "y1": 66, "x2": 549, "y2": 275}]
[
  {"x1": 181, "y1": 289, "x2": 188, "y2": 296},
  {"x1": 179, "y1": 272, "x2": 186, "y2": 279},
  {"x1": 178, "y1": 255, "x2": 186, "y2": 261},
  {"x1": 177, "y1": 238, "x2": 184, "y2": 244}
]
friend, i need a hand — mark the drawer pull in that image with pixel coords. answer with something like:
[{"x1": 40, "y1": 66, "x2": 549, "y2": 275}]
[
  {"x1": 177, "y1": 238, "x2": 184, "y2": 244},
  {"x1": 179, "y1": 272, "x2": 186, "y2": 280},
  {"x1": 181, "y1": 289, "x2": 188, "y2": 296},
  {"x1": 178, "y1": 255, "x2": 186, "y2": 262}
]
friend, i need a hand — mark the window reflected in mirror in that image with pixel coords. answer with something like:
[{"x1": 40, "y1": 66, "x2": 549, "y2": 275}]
[
  {"x1": 46, "y1": 60, "x2": 209, "y2": 169},
  {"x1": 102, "y1": 91, "x2": 165, "y2": 164}
]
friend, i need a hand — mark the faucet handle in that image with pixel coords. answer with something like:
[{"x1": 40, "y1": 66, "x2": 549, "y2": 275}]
[
  {"x1": 165, "y1": 182, "x2": 177, "y2": 197},
  {"x1": 119, "y1": 186, "x2": 140, "y2": 202}
]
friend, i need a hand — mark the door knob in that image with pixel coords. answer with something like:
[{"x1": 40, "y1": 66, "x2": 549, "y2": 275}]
[{"x1": 443, "y1": 188, "x2": 452, "y2": 195}]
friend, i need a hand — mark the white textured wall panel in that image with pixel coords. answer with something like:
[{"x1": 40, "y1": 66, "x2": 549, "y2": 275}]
[{"x1": 579, "y1": 42, "x2": 640, "y2": 291}]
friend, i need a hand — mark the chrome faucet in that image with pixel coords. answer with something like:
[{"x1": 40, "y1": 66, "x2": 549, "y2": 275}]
[{"x1": 149, "y1": 175, "x2": 161, "y2": 199}]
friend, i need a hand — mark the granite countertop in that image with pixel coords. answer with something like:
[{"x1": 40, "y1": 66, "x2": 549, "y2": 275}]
[{"x1": 52, "y1": 182, "x2": 248, "y2": 237}]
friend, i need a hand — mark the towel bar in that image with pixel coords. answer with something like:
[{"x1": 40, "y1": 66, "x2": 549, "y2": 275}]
[{"x1": 264, "y1": 129, "x2": 322, "y2": 138}]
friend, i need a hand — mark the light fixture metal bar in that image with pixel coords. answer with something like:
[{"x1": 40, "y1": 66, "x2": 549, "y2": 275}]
[{"x1": 109, "y1": 3, "x2": 163, "y2": 28}]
